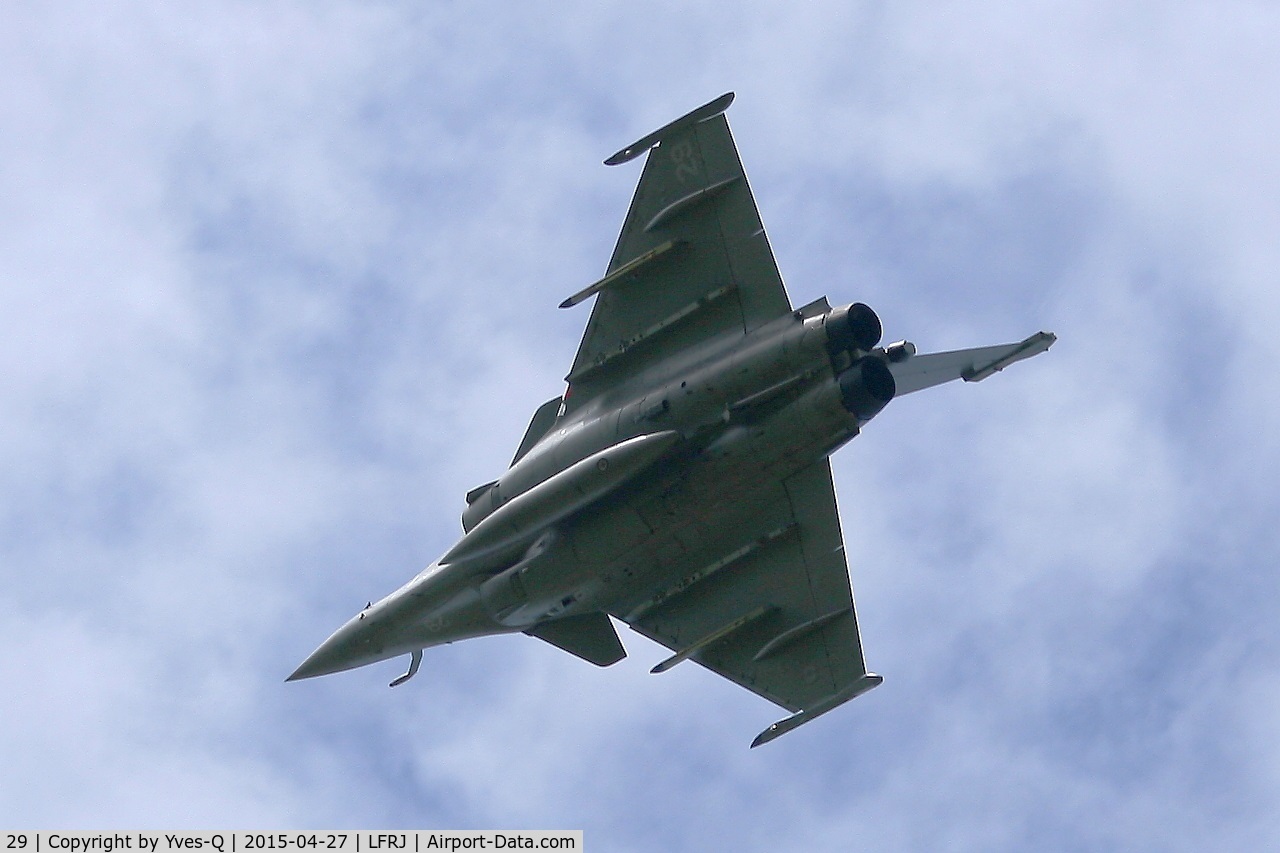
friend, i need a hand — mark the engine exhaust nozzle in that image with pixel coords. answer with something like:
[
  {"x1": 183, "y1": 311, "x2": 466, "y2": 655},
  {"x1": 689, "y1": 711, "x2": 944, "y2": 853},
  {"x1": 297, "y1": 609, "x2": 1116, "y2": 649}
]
[
  {"x1": 826, "y1": 302, "x2": 883, "y2": 355},
  {"x1": 839, "y1": 356, "x2": 895, "y2": 421}
]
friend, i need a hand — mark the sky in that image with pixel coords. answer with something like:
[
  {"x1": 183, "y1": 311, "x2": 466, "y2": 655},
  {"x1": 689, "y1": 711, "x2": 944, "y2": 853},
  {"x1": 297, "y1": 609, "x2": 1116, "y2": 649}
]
[{"x1": 3, "y1": 1, "x2": 1279, "y2": 849}]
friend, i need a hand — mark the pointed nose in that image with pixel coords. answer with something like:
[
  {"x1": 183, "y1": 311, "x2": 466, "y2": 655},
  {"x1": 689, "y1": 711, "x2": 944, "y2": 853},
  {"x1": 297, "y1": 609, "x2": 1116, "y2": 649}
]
[
  {"x1": 286, "y1": 642, "x2": 341, "y2": 681},
  {"x1": 286, "y1": 612, "x2": 384, "y2": 682},
  {"x1": 286, "y1": 632, "x2": 352, "y2": 681}
]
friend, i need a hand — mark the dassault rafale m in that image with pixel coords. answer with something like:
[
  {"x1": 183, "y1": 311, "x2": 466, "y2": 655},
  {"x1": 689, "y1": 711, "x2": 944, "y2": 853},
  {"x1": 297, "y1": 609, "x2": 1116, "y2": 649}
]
[{"x1": 288, "y1": 93, "x2": 1055, "y2": 747}]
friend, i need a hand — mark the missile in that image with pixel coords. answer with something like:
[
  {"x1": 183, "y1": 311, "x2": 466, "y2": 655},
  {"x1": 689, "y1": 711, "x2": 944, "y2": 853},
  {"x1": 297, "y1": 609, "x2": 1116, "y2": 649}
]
[
  {"x1": 441, "y1": 430, "x2": 681, "y2": 566},
  {"x1": 750, "y1": 672, "x2": 884, "y2": 748}
]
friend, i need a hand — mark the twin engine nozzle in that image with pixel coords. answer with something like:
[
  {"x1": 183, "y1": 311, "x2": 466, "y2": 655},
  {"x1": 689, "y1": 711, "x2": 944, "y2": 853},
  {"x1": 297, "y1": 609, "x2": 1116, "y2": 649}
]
[
  {"x1": 826, "y1": 302, "x2": 883, "y2": 354},
  {"x1": 838, "y1": 357, "x2": 895, "y2": 421},
  {"x1": 826, "y1": 302, "x2": 896, "y2": 422}
]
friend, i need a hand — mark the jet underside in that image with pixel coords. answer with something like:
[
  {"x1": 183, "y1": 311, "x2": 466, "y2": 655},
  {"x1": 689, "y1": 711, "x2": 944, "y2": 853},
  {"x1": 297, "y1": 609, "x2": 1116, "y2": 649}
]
[{"x1": 289, "y1": 92, "x2": 1055, "y2": 747}]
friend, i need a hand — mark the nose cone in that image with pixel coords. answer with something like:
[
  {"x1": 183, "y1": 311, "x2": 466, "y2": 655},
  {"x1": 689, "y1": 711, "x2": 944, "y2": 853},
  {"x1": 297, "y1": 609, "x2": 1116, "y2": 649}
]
[
  {"x1": 286, "y1": 611, "x2": 385, "y2": 682},
  {"x1": 286, "y1": 636, "x2": 348, "y2": 682}
]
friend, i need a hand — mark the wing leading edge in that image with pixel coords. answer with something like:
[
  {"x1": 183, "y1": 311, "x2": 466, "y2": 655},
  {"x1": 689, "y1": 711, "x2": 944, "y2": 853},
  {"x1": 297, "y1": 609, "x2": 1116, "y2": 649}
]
[{"x1": 562, "y1": 93, "x2": 792, "y2": 407}]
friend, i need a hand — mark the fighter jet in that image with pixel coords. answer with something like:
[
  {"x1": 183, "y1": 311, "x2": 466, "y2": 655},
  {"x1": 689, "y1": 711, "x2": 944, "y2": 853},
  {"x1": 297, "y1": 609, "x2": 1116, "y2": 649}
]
[{"x1": 288, "y1": 93, "x2": 1055, "y2": 747}]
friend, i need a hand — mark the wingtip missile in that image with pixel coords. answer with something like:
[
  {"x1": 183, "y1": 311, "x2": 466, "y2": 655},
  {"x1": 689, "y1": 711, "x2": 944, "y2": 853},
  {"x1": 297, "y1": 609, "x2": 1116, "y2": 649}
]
[
  {"x1": 604, "y1": 92, "x2": 735, "y2": 166},
  {"x1": 750, "y1": 673, "x2": 884, "y2": 748}
]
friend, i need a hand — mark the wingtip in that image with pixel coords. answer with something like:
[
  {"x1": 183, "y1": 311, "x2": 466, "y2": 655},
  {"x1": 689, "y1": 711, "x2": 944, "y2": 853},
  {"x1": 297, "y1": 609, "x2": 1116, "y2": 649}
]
[
  {"x1": 749, "y1": 673, "x2": 884, "y2": 748},
  {"x1": 604, "y1": 91, "x2": 737, "y2": 166},
  {"x1": 603, "y1": 149, "x2": 635, "y2": 167}
]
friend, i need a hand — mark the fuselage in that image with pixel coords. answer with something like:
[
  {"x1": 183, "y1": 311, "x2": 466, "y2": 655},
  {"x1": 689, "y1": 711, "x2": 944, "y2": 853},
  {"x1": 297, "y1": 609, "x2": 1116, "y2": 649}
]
[{"x1": 288, "y1": 300, "x2": 896, "y2": 682}]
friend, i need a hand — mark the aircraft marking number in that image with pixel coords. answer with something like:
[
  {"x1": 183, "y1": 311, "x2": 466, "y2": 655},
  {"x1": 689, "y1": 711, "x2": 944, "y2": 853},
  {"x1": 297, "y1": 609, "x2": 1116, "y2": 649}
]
[{"x1": 670, "y1": 139, "x2": 699, "y2": 182}]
